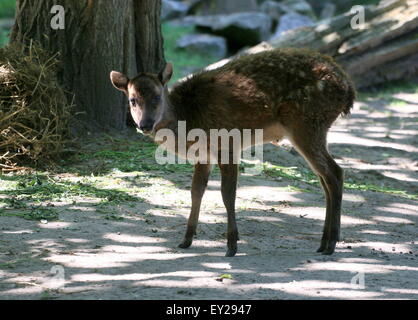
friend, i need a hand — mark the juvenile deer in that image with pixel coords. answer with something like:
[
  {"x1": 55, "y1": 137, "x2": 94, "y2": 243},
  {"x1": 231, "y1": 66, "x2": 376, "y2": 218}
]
[{"x1": 110, "y1": 48, "x2": 356, "y2": 257}]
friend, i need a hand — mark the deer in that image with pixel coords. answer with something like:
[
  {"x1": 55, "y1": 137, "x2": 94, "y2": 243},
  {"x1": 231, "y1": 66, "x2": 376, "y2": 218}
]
[{"x1": 110, "y1": 48, "x2": 356, "y2": 257}]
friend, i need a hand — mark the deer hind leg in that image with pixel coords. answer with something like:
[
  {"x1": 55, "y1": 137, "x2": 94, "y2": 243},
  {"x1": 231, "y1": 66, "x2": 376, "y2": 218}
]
[
  {"x1": 288, "y1": 123, "x2": 343, "y2": 255},
  {"x1": 179, "y1": 163, "x2": 211, "y2": 249},
  {"x1": 218, "y1": 162, "x2": 239, "y2": 257}
]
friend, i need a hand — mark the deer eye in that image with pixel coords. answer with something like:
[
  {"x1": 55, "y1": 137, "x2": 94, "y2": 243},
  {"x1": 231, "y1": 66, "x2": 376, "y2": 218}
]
[
  {"x1": 152, "y1": 95, "x2": 161, "y2": 104},
  {"x1": 130, "y1": 98, "x2": 137, "y2": 106}
]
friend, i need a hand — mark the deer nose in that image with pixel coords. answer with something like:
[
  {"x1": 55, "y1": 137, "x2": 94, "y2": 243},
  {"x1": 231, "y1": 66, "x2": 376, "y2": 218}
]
[{"x1": 140, "y1": 123, "x2": 153, "y2": 134}]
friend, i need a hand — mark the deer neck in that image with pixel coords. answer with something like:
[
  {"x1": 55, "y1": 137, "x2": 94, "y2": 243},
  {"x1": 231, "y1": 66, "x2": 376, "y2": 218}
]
[{"x1": 153, "y1": 85, "x2": 178, "y2": 133}]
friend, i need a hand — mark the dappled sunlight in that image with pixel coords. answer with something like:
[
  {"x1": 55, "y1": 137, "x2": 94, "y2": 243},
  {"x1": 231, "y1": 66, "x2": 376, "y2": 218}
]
[
  {"x1": 65, "y1": 238, "x2": 90, "y2": 244},
  {"x1": 191, "y1": 240, "x2": 226, "y2": 248},
  {"x1": 277, "y1": 280, "x2": 379, "y2": 295},
  {"x1": 390, "y1": 93, "x2": 418, "y2": 106},
  {"x1": 343, "y1": 194, "x2": 366, "y2": 203},
  {"x1": 329, "y1": 131, "x2": 418, "y2": 153},
  {"x1": 272, "y1": 206, "x2": 323, "y2": 219},
  {"x1": 67, "y1": 205, "x2": 98, "y2": 212},
  {"x1": 280, "y1": 287, "x2": 383, "y2": 299},
  {"x1": 384, "y1": 203, "x2": 418, "y2": 216},
  {"x1": 238, "y1": 192, "x2": 306, "y2": 205},
  {"x1": 2, "y1": 285, "x2": 47, "y2": 297},
  {"x1": 258, "y1": 272, "x2": 291, "y2": 278},
  {"x1": 72, "y1": 270, "x2": 218, "y2": 283},
  {"x1": 3, "y1": 282, "x2": 102, "y2": 297},
  {"x1": 335, "y1": 257, "x2": 381, "y2": 263},
  {"x1": 223, "y1": 281, "x2": 384, "y2": 299},
  {"x1": 46, "y1": 251, "x2": 200, "y2": 269},
  {"x1": 245, "y1": 216, "x2": 284, "y2": 223},
  {"x1": 288, "y1": 207, "x2": 370, "y2": 226},
  {"x1": 1, "y1": 89, "x2": 418, "y2": 299},
  {"x1": 373, "y1": 215, "x2": 414, "y2": 224},
  {"x1": 350, "y1": 242, "x2": 413, "y2": 254},
  {"x1": 103, "y1": 233, "x2": 168, "y2": 244},
  {"x1": 201, "y1": 262, "x2": 232, "y2": 270},
  {"x1": 389, "y1": 129, "x2": 418, "y2": 135},
  {"x1": 2, "y1": 229, "x2": 34, "y2": 234},
  {"x1": 341, "y1": 215, "x2": 371, "y2": 226},
  {"x1": 294, "y1": 261, "x2": 393, "y2": 274},
  {"x1": 380, "y1": 171, "x2": 418, "y2": 183},
  {"x1": 136, "y1": 278, "x2": 222, "y2": 290},
  {"x1": 360, "y1": 229, "x2": 388, "y2": 235},
  {"x1": 101, "y1": 245, "x2": 168, "y2": 254},
  {"x1": 382, "y1": 288, "x2": 418, "y2": 295},
  {"x1": 37, "y1": 222, "x2": 73, "y2": 230},
  {"x1": 26, "y1": 238, "x2": 67, "y2": 249}
]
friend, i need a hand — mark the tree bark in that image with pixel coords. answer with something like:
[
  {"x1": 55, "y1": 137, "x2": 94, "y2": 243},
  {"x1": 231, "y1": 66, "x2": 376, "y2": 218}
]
[
  {"x1": 134, "y1": 0, "x2": 165, "y2": 73},
  {"x1": 11, "y1": 0, "x2": 165, "y2": 131}
]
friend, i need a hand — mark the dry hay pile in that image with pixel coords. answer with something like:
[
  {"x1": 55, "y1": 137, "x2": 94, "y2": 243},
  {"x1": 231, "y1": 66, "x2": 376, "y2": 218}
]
[{"x1": 0, "y1": 42, "x2": 74, "y2": 171}]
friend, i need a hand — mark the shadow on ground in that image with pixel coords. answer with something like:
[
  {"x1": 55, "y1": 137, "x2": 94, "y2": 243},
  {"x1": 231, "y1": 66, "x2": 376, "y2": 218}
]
[{"x1": 0, "y1": 90, "x2": 417, "y2": 300}]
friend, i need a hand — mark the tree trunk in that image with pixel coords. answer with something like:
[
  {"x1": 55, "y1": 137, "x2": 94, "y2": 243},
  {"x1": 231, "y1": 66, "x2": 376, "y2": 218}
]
[
  {"x1": 11, "y1": 0, "x2": 165, "y2": 131},
  {"x1": 134, "y1": 0, "x2": 165, "y2": 73}
]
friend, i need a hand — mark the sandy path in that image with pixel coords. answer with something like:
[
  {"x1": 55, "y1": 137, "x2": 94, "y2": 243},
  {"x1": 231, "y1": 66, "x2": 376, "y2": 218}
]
[{"x1": 0, "y1": 97, "x2": 417, "y2": 300}]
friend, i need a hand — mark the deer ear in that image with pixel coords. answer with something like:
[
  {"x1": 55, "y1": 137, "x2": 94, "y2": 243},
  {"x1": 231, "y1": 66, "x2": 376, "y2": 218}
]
[
  {"x1": 110, "y1": 71, "x2": 129, "y2": 93},
  {"x1": 159, "y1": 63, "x2": 173, "y2": 85}
]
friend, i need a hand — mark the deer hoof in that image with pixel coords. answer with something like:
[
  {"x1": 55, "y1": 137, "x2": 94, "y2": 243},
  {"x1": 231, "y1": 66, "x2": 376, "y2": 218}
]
[
  {"x1": 225, "y1": 248, "x2": 237, "y2": 257},
  {"x1": 317, "y1": 241, "x2": 326, "y2": 253},
  {"x1": 317, "y1": 240, "x2": 336, "y2": 255},
  {"x1": 178, "y1": 239, "x2": 192, "y2": 249}
]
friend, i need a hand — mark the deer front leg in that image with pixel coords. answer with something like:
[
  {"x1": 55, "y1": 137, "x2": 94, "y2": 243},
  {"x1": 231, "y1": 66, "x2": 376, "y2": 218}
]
[
  {"x1": 219, "y1": 163, "x2": 239, "y2": 257},
  {"x1": 179, "y1": 163, "x2": 211, "y2": 249}
]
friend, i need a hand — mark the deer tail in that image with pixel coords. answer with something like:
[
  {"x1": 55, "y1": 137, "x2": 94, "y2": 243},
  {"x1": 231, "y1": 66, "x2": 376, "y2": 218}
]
[{"x1": 342, "y1": 80, "x2": 356, "y2": 117}]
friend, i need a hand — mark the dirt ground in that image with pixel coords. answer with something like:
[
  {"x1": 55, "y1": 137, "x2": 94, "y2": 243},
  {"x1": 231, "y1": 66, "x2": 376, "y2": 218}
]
[{"x1": 0, "y1": 92, "x2": 417, "y2": 300}]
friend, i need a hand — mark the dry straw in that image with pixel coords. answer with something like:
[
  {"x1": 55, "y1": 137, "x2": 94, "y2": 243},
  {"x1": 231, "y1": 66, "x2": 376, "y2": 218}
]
[{"x1": 0, "y1": 41, "x2": 74, "y2": 172}]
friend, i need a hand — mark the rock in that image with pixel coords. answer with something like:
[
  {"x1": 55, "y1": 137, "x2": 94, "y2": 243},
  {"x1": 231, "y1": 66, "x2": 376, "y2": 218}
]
[
  {"x1": 320, "y1": 2, "x2": 337, "y2": 20},
  {"x1": 213, "y1": 0, "x2": 258, "y2": 14},
  {"x1": 271, "y1": 0, "x2": 418, "y2": 88},
  {"x1": 177, "y1": 34, "x2": 228, "y2": 59},
  {"x1": 280, "y1": 0, "x2": 317, "y2": 19},
  {"x1": 187, "y1": 12, "x2": 273, "y2": 48},
  {"x1": 272, "y1": 12, "x2": 315, "y2": 39},
  {"x1": 161, "y1": 0, "x2": 189, "y2": 21},
  {"x1": 260, "y1": 1, "x2": 287, "y2": 22},
  {"x1": 190, "y1": 0, "x2": 258, "y2": 15},
  {"x1": 332, "y1": 0, "x2": 367, "y2": 13}
]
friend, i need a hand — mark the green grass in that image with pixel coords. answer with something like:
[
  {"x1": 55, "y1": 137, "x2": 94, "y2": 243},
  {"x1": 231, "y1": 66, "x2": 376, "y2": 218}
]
[
  {"x1": 162, "y1": 22, "x2": 220, "y2": 84},
  {"x1": 264, "y1": 163, "x2": 318, "y2": 185},
  {"x1": 0, "y1": 136, "x2": 185, "y2": 221},
  {"x1": 75, "y1": 137, "x2": 194, "y2": 175},
  {"x1": 0, "y1": 173, "x2": 143, "y2": 213},
  {"x1": 0, "y1": 28, "x2": 9, "y2": 47},
  {"x1": 263, "y1": 163, "x2": 418, "y2": 200},
  {"x1": 1, "y1": 131, "x2": 417, "y2": 223},
  {"x1": 0, "y1": 207, "x2": 59, "y2": 221},
  {"x1": 0, "y1": 0, "x2": 15, "y2": 19}
]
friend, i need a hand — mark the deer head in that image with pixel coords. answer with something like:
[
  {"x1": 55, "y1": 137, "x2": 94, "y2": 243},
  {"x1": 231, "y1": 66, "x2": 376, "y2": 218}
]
[{"x1": 110, "y1": 63, "x2": 175, "y2": 136}]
